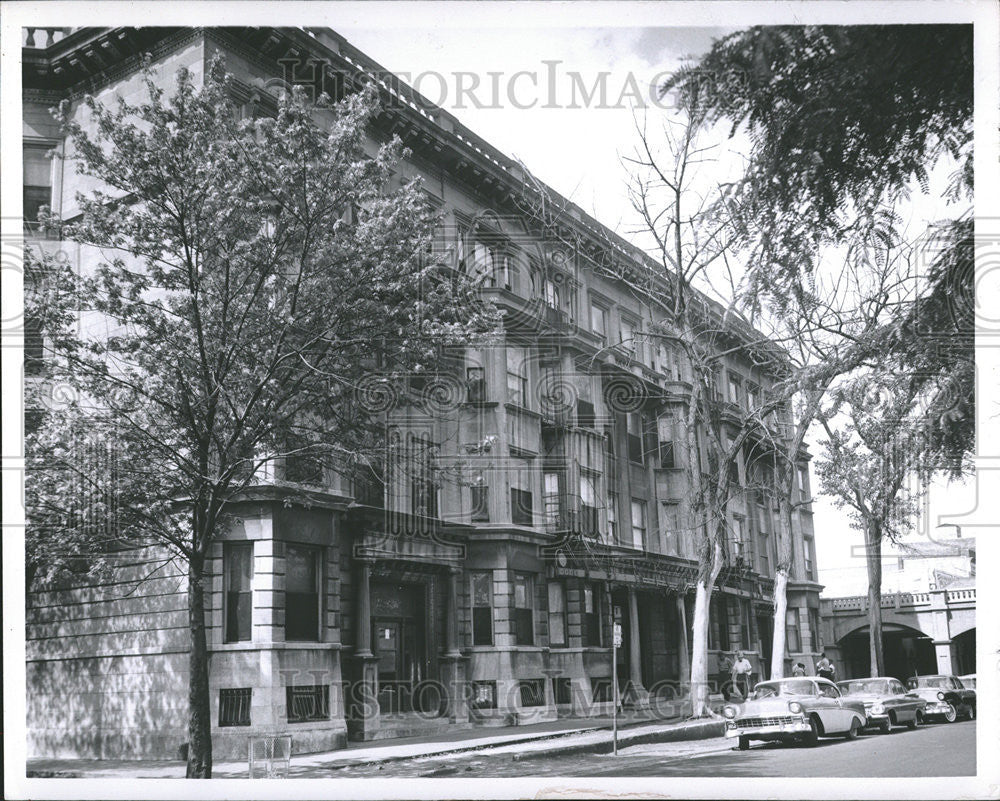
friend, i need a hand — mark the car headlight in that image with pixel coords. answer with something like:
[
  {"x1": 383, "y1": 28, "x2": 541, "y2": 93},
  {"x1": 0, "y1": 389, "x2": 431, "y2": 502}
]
[
  {"x1": 722, "y1": 705, "x2": 738, "y2": 719},
  {"x1": 787, "y1": 701, "x2": 803, "y2": 714},
  {"x1": 871, "y1": 703, "x2": 884, "y2": 714},
  {"x1": 937, "y1": 692, "x2": 945, "y2": 701}
]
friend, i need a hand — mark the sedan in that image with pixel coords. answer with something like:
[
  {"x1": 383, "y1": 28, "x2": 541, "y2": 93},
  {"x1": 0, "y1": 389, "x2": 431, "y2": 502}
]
[
  {"x1": 905, "y1": 674, "x2": 976, "y2": 722},
  {"x1": 837, "y1": 677, "x2": 927, "y2": 732},
  {"x1": 722, "y1": 677, "x2": 868, "y2": 750}
]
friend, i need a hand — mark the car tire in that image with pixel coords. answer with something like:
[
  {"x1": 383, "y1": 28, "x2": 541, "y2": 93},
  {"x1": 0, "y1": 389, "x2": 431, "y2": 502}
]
[
  {"x1": 878, "y1": 720, "x2": 891, "y2": 734},
  {"x1": 801, "y1": 717, "x2": 819, "y2": 748},
  {"x1": 845, "y1": 719, "x2": 861, "y2": 740},
  {"x1": 906, "y1": 713, "x2": 919, "y2": 730},
  {"x1": 967, "y1": 704, "x2": 976, "y2": 721},
  {"x1": 943, "y1": 703, "x2": 958, "y2": 723},
  {"x1": 737, "y1": 736, "x2": 750, "y2": 751}
]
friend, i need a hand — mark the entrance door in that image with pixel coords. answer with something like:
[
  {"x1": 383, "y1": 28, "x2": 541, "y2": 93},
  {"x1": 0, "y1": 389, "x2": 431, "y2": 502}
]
[
  {"x1": 757, "y1": 614, "x2": 774, "y2": 679},
  {"x1": 375, "y1": 620, "x2": 405, "y2": 713}
]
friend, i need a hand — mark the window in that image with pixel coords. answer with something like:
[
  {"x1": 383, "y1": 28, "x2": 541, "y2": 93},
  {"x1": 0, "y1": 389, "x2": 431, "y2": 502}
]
[
  {"x1": 285, "y1": 545, "x2": 321, "y2": 641},
  {"x1": 471, "y1": 479, "x2": 489, "y2": 522},
  {"x1": 543, "y1": 472, "x2": 560, "y2": 529},
  {"x1": 519, "y1": 679, "x2": 545, "y2": 707},
  {"x1": 619, "y1": 317, "x2": 636, "y2": 354},
  {"x1": 731, "y1": 516, "x2": 747, "y2": 563},
  {"x1": 590, "y1": 303, "x2": 607, "y2": 343},
  {"x1": 758, "y1": 531, "x2": 771, "y2": 575},
  {"x1": 657, "y1": 344, "x2": 670, "y2": 376},
  {"x1": 808, "y1": 607, "x2": 822, "y2": 650},
  {"x1": 630, "y1": 499, "x2": 647, "y2": 550},
  {"x1": 658, "y1": 440, "x2": 675, "y2": 469},
  {"x1": 582, "y1": 582, "x2": 602, "y2": 646},
  {"x1": 626, "y1": 412, "x2": 643, "y2": 464},
  {"x1": 412, "y1": 476, "x2": 438, "y2": 518},
  {"x1": 548, "y1": 582, "x2": 567, "y2": 647},
  {"x1": 607, "y1": 491, "x2": 618, "y2": 543},
  {"x1": 592, "y1": 679, "x2": 613, "y2": 702},
  {"x1": 739, "y1": 598, "x2": 753, "y2": 649},
  {"x1": 219, "y1": 688, "x2": 252, "y2": 727},
  {"x1": 797, "y1": 467, "x2": 810, "y2": 502},
  {"x1": 576, "y1": 398, "x2": 596, "y2": 429},
  {"x1": 819, "y1": 683, "x2": 840, "y2": 699},
  {"x1": 710, "y1": 595, "x2": 730, "y2": 651},
  {"x1": 471, "y1": 571, "x2": 494, "y2": 646},
  {"x1": 554, "y1": 677, "x2": 573, "y2": 705},
  {"x1": 579, "y1": 473, "x2": 599, "y2": 536},
  {"x1": 513, "y1": 573, "x2": 534, "y2": 645},
  {"x1": 23, "y1": 143, "x2": 52, "y2": 232},
  {"x1": 466, "y1": 366, "x2": 486, "y2": 402},
  {"x1": 660, "y1": 502, "x2": 680, "y2": 555},
  {"x1": 747, "y1": 383, "x2": 760, "y2": 411},
  {"x1": 785, "y1": 608, "x2": 802, "y2": 652},
  {"x1": 804, "y1": 537, "x2": 815, "y2": 579},
  {"x1": 543, "y1": 279, "x2": 560, "y2": 310},
  {"x1": 224, "y1": 543, "x2": 253, "y2": 643},
  {"x1": 286, "y1": 684, "x2": 330, "y2": 723},
  {"x1": 511, "y1": 487, "x2": 534, "y2": 527},
  {"x1": 470, "y1": 680, "x2": 497, "y2": 709},
  {"x1": 506, "y1": 347, "x2": 528, "y2": 407},
  {"x1": 727, "y1": 373, "x2": 742, "y2": 407}
]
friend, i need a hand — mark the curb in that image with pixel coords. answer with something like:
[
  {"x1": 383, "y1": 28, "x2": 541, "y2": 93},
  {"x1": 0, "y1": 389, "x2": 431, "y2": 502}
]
[{"x1": 508, "y1": 720, "x2": 727, "y2": 762}]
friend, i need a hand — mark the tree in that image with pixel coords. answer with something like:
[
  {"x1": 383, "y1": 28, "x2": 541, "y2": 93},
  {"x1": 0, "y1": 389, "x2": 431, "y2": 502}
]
[
  {"x1": 26, "y1": 59, "x2": 496, "y2": 777},
  {"x1": 663, "y1": 25, "x2": 974, "y2": 467},
  {"x1": 815, "y1": 373, "x2": 925, "y2": 677}
]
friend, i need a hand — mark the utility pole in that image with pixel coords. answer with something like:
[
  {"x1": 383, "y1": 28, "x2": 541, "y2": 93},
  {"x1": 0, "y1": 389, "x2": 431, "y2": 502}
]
[{"x1": 612, "y1": 608, "x2": 623, "y2": 755}]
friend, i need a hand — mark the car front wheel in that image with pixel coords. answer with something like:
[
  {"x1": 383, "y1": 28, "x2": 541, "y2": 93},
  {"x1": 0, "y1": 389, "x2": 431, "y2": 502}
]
[
  {"x1": 906, "y1": 712, "x2": 920, "y2": 730},
  {"x1": 878, "y1": 719, "x2": 891, "y2": 734},
  {"x1": 966, "y1": 704, "x2": 976, "y2": 721},
  {"x1": 801, "y1": 717, "x2": 819, "y2": 747},
  {"x1": 943, "y1": 703, "x2": 958, "y2": 723},
  {"x1": 845, "y1": 719, "x2": 861, "y2": 740}
]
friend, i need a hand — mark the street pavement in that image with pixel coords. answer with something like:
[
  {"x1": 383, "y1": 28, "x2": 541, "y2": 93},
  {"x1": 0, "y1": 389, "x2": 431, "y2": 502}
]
[{"x1": 331, "y1": 719, "x2": 976, "y2": 778}]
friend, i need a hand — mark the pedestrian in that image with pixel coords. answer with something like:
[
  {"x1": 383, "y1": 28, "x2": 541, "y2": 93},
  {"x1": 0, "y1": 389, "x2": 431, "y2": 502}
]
[
  {"x1": 732, "y1": 651, "x2": 753, "y2": 700},
  {"x1": 816, "y1": 652, "x2": 836, "y2": 682},
  {"x1": 791, "y1": 662, "x2": 806, "y2": 677},
  {"x1": 721, "y1": 654, "x2": 734, "y2": 701}
]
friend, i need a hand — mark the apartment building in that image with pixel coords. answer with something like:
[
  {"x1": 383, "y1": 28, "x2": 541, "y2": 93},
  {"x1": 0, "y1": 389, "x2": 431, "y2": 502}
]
[{"x1": 22, "y1": 26, "x2": 823, "y2": 758}]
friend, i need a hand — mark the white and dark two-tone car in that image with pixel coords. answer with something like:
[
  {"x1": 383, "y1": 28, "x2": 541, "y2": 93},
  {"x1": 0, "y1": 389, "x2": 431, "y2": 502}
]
[
  {"x1": 836, "y1": 677, "x2": 927, "y2": 732},
  {"x1": 905, "y1": 674, "x2": 976, "y2": 722},
  {"x1": 723, "y1": 677, "x2": 868, "y2": 750}
]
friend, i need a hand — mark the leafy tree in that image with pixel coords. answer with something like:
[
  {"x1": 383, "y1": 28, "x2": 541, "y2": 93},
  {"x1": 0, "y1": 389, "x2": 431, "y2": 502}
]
[
  {"x1": 26, "y1": 59, "x2": 496, "y2": 777},
  {"x1": 815, "y1": 374, "x2": 925, "y2": 677},
  {"x1": 664, "y1": 25, "x2": 974, "y2": 467}
]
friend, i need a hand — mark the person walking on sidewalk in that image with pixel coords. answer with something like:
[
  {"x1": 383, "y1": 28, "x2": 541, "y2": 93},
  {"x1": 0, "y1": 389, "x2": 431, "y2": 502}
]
[
  {"x1": 816, "y1": 653, "x2": 836, "y2": 682},
  {"x1": 732, "y1": 652, "x2": 753, "y2": 700},
  {"x1": 791, "y1": 662, "x2": 807, "y2": 677}
]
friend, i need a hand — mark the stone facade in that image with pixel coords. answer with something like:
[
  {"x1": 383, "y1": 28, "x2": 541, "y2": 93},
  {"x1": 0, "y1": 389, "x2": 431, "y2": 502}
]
[{"x1": 23, "y1": 26, "x2": 823, "y2": 759}]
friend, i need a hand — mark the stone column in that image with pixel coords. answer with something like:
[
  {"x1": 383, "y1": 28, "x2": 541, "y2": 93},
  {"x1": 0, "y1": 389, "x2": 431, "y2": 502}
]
[
  {"x1": 627, "y1": 587, "x2": 650, "y2": 708},
  {"x1": 439, "y1": 566, "x2": 469, "y2": 723},
  {"x1": 350, "y1": 557, "x2": 381, "y2": 740},
  {"x1": 933, "y1": 640, "x2": 954, "y2": 675}
]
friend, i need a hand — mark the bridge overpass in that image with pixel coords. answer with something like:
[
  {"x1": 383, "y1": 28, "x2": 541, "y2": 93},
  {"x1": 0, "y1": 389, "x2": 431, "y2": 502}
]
[{"x1": 820, "y1": 587, "x2": 976, "y2": 681}]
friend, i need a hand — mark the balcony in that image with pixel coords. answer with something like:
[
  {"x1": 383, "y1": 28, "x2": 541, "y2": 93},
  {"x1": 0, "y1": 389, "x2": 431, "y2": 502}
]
[{"x1": 22, "y1": 27, "x2": 73, "y2": 48}]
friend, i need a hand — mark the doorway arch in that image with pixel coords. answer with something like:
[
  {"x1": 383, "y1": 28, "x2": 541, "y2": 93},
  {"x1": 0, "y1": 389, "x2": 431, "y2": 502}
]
[{"x1": 836, "y1": 622, "x2": 936, "y2": 681}]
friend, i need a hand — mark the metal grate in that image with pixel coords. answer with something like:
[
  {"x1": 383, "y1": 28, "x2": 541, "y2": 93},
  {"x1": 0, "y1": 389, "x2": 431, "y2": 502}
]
[
  {"x1": 736, "y1": 715, "x2": 799, "y2": 728},
  {"x1": 219, "y1": 688, "x2": 252, "y2": 727},
  {"x1": 286, "y1": 684, "x2": 330, "y2": 723},
  {"x1": 519, "y1": 679, "x2": 545, "y2": 707}
]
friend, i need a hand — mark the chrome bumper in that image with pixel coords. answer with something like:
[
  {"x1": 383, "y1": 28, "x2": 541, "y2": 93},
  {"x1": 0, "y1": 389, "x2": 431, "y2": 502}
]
[
  {"x1": 725, "y1": 719, "x2": 812, "y2": 739},
  {"x1": 864, "y1": 713, "x2": 890, "y2": 726},
  {"x1": 924, "y1": 702, "x2": 954, "y2": 716}
]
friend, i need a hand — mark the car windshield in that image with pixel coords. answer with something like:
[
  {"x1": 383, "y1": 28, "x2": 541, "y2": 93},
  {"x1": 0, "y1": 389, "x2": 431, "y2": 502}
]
[
  {"x1": 753, "y1": 680, "x2": 815, "y2": 698},
  {"x1": 910, "y1": 676, "x2": 949, "y2": 689},
  {"x1": 839, "y1": 679, "x2": 890, "y2": 695}
]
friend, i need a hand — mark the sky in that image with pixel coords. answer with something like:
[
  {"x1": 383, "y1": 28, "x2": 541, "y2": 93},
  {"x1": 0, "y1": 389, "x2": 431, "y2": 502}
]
[{"x1": 330, "y1": 22, "x2": 976, "y2": 595}]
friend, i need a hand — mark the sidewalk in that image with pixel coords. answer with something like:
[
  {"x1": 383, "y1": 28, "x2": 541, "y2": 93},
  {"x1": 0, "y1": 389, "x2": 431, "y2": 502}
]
[{"x1": 27, "y1": 709, "x2": 727, "y2": 779}]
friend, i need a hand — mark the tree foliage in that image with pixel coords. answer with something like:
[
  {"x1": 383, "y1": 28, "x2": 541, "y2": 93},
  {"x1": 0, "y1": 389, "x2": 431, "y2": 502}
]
[
  {"x1": 664, "y1": 24, "x2": 974, "y2": 468},
  {"x1": 26, "y1": 57, "x2": 497, "y2": 776}
]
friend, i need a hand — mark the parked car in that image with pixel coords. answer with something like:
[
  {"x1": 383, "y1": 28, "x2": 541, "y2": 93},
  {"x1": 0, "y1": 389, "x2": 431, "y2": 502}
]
[
  {"x1": 905, "y1": 674, "x2": 976, "y2": 722},
  {"x1": 722, "y1": 677, "x2": 868, "y2": 750},
  {"x1": 958, "y1": 674, "x2": 976, "y2": 690},
  {"x1": 836, "y1": 677, "x2": 927, "y2": 732}
]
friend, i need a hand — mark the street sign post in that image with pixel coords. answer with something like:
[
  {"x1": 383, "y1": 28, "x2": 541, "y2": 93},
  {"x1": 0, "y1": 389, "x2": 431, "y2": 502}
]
[{"x1": 612, "y1": 621, "x2": 622, "y2": 755}]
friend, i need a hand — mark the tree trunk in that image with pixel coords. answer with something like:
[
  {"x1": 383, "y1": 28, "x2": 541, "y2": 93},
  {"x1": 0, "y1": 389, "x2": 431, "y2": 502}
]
[
  {"x1": 689, "y1": 542, "x2": 723, "y2": 717},
  {"x1": 865, "y1": 524, "x2": 885, "y2": 677},
  {"x1": 770, "y1": 567, "x2": 789, "y2": 679},
  {"x1": 769, "y1": 489, "x2": 795, "y2": 680},
  {"x1": 186, "y1": 551, "x2": 212, "y2": 778}
]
